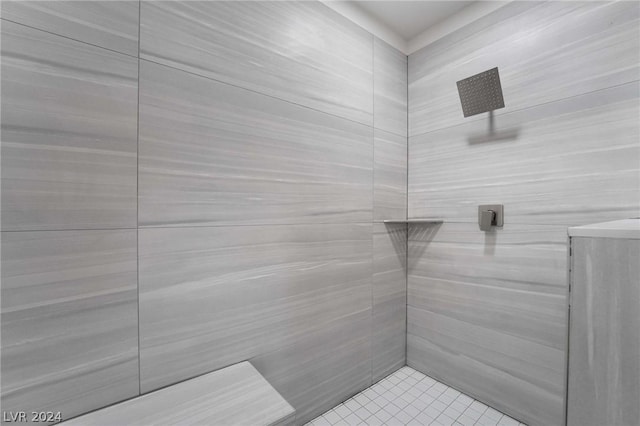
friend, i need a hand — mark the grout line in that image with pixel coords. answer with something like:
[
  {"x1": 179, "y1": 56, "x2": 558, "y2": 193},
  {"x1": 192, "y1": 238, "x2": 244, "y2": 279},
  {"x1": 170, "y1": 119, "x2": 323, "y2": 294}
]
[
  {"x1": 1, "y1": 227, "x2": 138, "y2": 233},
  {"x1": 370, "y1": 34, "x2": 375, "y2": 387},
  {"x1": 404, "y1": 50, "x2": 410, "y2": 367},
  {"x1": 0, "y1": 17, "x2": 138, "y2": 59},
  {"x1": 136, "y1": 0, "x2": 142, "y2": 397},
  {"x1": 0, "y1": 219, "x2": 565, "y2": 233},
  {"x1": 137, "y1": 221, "x2": 377, "y2": 229},
  {"x1": 0, "y1": 222, "x2": 382, "y2": 233}
]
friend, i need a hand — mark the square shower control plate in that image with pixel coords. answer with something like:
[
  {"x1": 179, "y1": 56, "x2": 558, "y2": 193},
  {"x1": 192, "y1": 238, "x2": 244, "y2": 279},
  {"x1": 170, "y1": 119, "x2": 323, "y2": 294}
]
[
  {"x1": 478, "y1": 204, "x2": 504, "y2": 229},
  {"x1": 457, "y1": 67, "x2": 505, "y2": 117}
]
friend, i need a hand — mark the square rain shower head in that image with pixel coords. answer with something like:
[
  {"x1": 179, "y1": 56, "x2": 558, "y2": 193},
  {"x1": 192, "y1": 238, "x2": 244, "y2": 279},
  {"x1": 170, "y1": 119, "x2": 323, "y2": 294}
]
[{"x1": 456, "y1": 67, "x2": 505, "y2": 117}]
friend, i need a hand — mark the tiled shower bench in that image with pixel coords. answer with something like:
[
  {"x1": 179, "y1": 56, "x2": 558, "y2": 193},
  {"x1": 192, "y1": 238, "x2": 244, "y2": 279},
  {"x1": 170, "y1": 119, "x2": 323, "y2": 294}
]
[{"x1": 61, "y1": 362, "x2": 295, "y2": 426}]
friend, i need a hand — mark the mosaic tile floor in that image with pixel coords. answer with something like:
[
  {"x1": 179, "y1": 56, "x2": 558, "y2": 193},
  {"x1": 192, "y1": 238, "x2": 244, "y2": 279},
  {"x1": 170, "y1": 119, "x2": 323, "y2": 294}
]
[{"x1": 308, "y1": 366, "x2": 526, "y2": 426}]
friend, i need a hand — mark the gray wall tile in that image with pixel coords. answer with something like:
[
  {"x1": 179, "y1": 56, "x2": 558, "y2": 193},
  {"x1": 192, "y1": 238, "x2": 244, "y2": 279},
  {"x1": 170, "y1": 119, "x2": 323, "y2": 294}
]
[
  {"x1": 372, "y1": 223, "x2": 406, "y2": 382},
  {"x1": 140, "y1": 1, "x2": 373, "y2": 125},
  {"x1": 1, "y1": 1, "x2": 140, "y2": 56},
  {"x1": 374, "y1": 38, "x2": 407, "y2": 137},
  {"x1": 407, "y1": 222, "x2": 568, "y2": 426},
  {"x1": 2, "y1": 2, "x2": 406, "y2": 423},
  {"x1": 407, "y1": 3, "x2": 639, "y2": 422},
  {"x1": 139, "y1": 223, "x2": 372, "y2": 394},
  {"x1": 139, "y1": 61, "x2": 373, "y2": 227},
  {"x1": 1, "y1": 21, "x2": 138, "y2": 231},
  {"x1": 1, "y1": 230, "x2": 139, "y2": 424},
  {"x1": 374, "y1": 129, "x2": 407, "y2": 221},
  {"x1": 409, "y1": 1, "x2": 640, "y2": 136},
  {"x1": 408, "y1": 81, "x2": 640, "y2": 225}
]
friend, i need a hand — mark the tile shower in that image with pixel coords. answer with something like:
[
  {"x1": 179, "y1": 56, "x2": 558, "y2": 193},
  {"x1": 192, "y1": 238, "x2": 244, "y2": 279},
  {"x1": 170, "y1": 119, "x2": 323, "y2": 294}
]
[{"x1": 1, "y1": 1, "x2": 638, "y2": 426}]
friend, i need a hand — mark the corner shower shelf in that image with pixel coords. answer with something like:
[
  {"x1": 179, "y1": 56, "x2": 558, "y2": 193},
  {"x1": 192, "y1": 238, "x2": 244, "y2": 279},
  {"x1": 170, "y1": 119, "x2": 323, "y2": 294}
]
[{"x1": 379, "y1": 219, "x2": 444, "y2": 224}]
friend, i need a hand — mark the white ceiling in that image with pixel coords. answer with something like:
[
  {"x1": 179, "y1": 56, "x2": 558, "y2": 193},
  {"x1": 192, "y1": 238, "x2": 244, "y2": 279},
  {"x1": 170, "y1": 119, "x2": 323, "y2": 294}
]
[
  {"x1": 352, "y1": 1, "x2": 475, "y2": 40},
  {"x1": 323, "y1": 1, "x2": 504, "y2": 54}
]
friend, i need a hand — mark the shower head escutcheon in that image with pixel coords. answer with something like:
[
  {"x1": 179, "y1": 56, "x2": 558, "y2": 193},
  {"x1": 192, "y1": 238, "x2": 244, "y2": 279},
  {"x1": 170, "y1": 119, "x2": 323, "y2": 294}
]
[{"x1": 456, "y1": 67, "x2": 505, "y2": 118}]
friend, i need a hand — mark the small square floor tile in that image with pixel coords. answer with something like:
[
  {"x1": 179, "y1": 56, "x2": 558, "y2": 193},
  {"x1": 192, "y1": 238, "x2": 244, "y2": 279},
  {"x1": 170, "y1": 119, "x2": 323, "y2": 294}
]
[
  {"x1": 408, "y1": 386, "x2": 424, "y2": 398},
  {"x1": 344, "y1": 399, "x2": 360, "y2": 411},
  {"x1": 396, "y1": 410, "x2": 415, "y2": 424},
  {"x1": 457, "y1": 414, "x2": 477, "y2": 426},
  {"x1": 314, "y1": 417, "x2": 331, "y2": 426},
  {"x1": 423, "y1": 377, "x2": 436, "y2": 386},
  {"x1": 415, "y1": 411, "x2": 435, "y2": 424},
  {"x1": 436, "y1": 413, "x2": 457, "y2": 426},
  {"x1": 363, "y1": 389, "x2": 378, "y2": 400},
  {"x1": 498, "y1": 417, "x2": 520, "y2": 426},
  {"x1": 450, "y1": 400, "x2": 469, "y2": 414},
  {"x1": 353, "y1": 407, "x2": 370, "y2": 421},
  {"x1": 443, "y1": 406, "x2": 462, "y2": 420},
  {"x1": 411, "y1": 398, "x2": 430, "y2": 412},
  {"x1": 388, "y1": 375, "x2": 402, "y2": 385},
  {"x1": 477, "y1": 414, "x2": 500, "y2": 426},
  {"x1": 404, "y1": 404, "x2": 421, "y2": 419},
  {"x1": 469, "y1": 400, "x2": 489, "y2": 413},
  {"x1": 463, "y1": 407, "x2": 483, "y2": 421},
  {"x1": 397, "y1": 381, "x2": 412, "y2": 392},
  {"x1": 485, "y1": 408, "x2": 504, "y2": 420},
  {"x1": 430, "y1": 400, "x2": 449, "y2": 413},
  {"x1": 384, "y1": 403, "x2": 402, "y2": 416},
  {"x1": 433, "y1": 383, "x2": 448, "y2": 392},
  {"x1": 354, "y1": 394, "x2": 369, "y2": 406},
  {"x1": 324, "y1": 410, "x2": 342, "y2": 424},
  {"x1": 438, "y1": 393, "x2": 456, "y2": 405},
  {"x1": 367, "y1": 416, "x2": 385, "y2": 426},
  {"x1": 425, "y1": 405, "x2": 445, "y2": 419},
  {"x1": 426, "y1": 387, "x2": 444, "y2": 398},
  {"x1": 456, "y1": 394, "x2": 473, "y2": 406},
  {"x1": 363, "y1": 400, "x2": 381, "y2": 415},
  {"x1": 396, "y1": 398, "x2": 413, "y2": 409},
  {"x1": 377, "y1": 410, "x2": 393, "y2": 423},
  {"x1": 334, "y1": 404, "x2": 351, "y2": 418},
  {"x1": 343, "y1": 413, "x2": 361, "y2": 426},
  {"x1": 372, "y1": 396, "x2": 389, "y2": 408}
]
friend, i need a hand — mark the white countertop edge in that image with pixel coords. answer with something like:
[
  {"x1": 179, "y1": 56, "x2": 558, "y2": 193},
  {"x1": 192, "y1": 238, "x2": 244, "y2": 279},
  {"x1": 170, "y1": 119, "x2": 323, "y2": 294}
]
[{"x1": 568, "y1": 218, "x2": 640, "y2": 239}]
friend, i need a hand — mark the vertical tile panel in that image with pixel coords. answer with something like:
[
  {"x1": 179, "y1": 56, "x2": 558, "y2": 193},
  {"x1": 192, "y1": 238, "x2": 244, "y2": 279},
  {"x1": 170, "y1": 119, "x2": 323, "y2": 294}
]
[
  {"x1": 374, "y1": 129, "x2": 407, "y2": 221},
  {"x1": 1, "y1": 230, "x2": 139, "y2": 424},
  {"x1": 372, "y1": 223, "x2": 406, "y2": 382},
  {"x1": 139, "y1": 1, "x2": 373, "y2": 125},
  {"x1": 374, "y1": 37, "x2": 407, "y2": 137},
  {"x1": 1, "y1": 21, "x2": 138, "y2": 231},
  {"x1": 1, "y1": 1, "x2": 140, "y2": 56}
]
